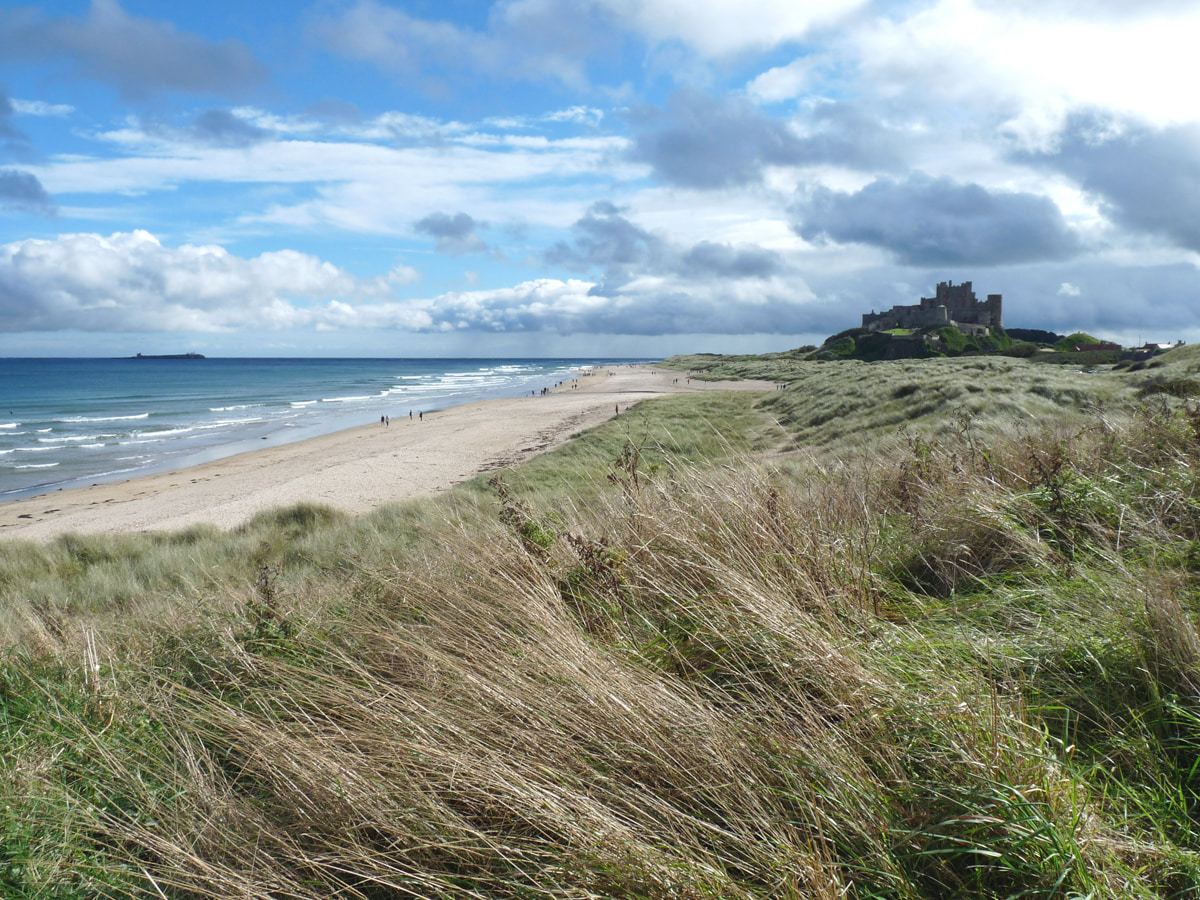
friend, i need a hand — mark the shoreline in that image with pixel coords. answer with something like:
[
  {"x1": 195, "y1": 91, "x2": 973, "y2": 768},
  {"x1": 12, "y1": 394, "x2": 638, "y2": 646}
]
[{"x1": 0, "y1": 366, "x2": 768, "y2": 541}]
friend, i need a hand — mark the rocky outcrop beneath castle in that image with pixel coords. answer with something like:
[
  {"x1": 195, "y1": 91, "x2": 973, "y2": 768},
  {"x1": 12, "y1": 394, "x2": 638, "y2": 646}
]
[{"x1": 862, "y1": 281, "x2": 1002, "y2": 334}]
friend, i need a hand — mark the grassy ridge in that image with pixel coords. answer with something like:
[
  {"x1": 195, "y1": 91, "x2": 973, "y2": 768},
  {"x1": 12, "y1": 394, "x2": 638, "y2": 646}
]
[{"x1": 5, "y1": 353, "x2": 1200, "y2": 896}]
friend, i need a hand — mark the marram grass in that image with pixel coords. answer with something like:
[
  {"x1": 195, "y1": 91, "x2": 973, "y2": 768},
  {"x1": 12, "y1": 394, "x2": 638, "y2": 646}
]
[{"x1": 5, "y1": 354, "x2": 1200, "y2": 897}]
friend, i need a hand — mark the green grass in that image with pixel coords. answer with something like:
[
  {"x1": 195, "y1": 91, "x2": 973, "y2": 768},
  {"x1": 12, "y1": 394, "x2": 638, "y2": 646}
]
[
  {"x1": 751, "y1": 356, "x2": 1135, "y2": 459},
  {"x1": 6, "y1": 356, "x2": 1200, "y2": 897},
  {"x1": 660, "y1": 348, "x2": 816, "y2": 381}
]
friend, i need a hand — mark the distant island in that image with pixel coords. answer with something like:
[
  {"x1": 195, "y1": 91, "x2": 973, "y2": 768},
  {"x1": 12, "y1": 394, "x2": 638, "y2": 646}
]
[{"x1": 127, "y1": 352, "x2": 206, "y2": 360}]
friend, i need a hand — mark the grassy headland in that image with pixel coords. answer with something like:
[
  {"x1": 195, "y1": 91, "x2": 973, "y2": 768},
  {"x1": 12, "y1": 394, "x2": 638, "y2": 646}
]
[{"x1": 6, "y1": 350, "x2": 1200, "y2": 897}]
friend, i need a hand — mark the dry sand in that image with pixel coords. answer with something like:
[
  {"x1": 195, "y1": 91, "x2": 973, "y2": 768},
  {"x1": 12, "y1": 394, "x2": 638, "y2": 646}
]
[{"x1": 0, "y1": 365, "x2": 769, "y2": 541}]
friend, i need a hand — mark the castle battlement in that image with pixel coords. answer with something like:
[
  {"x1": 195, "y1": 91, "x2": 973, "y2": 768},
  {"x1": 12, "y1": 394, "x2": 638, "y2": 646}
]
[{"x1": 863, "y1": 281, "x2": 1002, "y2": 333}]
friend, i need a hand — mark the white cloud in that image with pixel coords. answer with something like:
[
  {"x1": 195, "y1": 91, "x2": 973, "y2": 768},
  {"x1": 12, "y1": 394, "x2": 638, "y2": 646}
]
[
  {"x1": 1057, "y1": 282, "x2": 1081, "y2": 296},
  {"x1": 746, "y1": 57, "x2": 822, "y2": 103},
  {"x1": 11, "y1": 99, "x2": 75, "y2": 117},
  {"x1": 39, "y1": 123, "x2": 630, "y2": 238},
  {"x1": 854, "y1": 0, "x2": 1200, "y2": 140},
  {"x1": 543, "y1": 105, "x2": 605, "y2": 124},
  {"x1": 387, "y1": 263, "x2": 421, "y2": 285},
  {"x1": 595, "y1": 0, "x2": 869, "y2": 56}
]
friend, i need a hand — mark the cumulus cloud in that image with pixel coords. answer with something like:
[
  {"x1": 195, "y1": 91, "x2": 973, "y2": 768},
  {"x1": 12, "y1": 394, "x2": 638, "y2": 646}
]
[
  {"x1": 1024, "y1": 115, "x2": 1200, "y2": 253},
  {"x1": 0, "y1": 0, "x2": 267, "y2": 100},
  {"x1": 414, "y1": 212, "x2": 490, "y2": 255},
  {"x1": 545, "y1": 201, "x2": 784, "y2": 295},
  {"x1": 0, "y1": 169, "x2": 54, "y2": 215},
  {"x1": 0, "y1": 228, "x2": 825, "y2": 338},
  {"x1": 414, "y1": 275, "x2": 820, "y2": 336},
  {"x1": 790, "y1": 173, "x2": 1081, "y2": 266},
  {"x1": 0, "y1": 231, "x2": 377, "y2": 333}
]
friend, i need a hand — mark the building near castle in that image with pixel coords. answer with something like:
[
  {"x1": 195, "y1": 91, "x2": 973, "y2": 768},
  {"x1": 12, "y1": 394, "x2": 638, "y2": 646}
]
[{"x1": 862, "y1": 281, "x2": 1002, "y2": 335}]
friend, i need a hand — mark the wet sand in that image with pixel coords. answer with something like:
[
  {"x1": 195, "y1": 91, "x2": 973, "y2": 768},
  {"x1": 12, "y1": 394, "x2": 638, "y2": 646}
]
[{"x1": 0, "y1": 365, "x2": 768, "y2": 540}]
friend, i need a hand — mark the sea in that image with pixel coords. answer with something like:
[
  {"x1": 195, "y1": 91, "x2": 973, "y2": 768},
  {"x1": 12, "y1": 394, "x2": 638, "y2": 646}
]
[{"x1": 0, "y1": 357, "x2": 641, "y2": 502}]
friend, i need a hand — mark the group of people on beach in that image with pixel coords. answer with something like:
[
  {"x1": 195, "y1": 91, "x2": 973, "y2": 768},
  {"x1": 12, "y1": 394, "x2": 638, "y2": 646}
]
[
  {"x1": 381, "y1": 370, "x2": 604, "y2": 427},
  {"x1": 381, "y1": 410, "x2": 422, "y2": 426}
]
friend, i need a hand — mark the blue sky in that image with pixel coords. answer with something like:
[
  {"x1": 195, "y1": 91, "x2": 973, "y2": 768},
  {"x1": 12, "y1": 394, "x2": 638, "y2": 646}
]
[{"x1": 1, "y1": 0, "x2": 1199, "y2": 357}]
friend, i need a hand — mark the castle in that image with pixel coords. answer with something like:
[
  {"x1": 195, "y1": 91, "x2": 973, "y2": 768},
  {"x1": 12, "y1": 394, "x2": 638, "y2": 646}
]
[{"x1": 862, "y1": 281, "x2": 1002, "y2": 335}]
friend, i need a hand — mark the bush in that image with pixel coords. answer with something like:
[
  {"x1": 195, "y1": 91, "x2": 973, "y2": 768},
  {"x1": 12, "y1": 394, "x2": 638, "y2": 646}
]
[
  {"x1": 1055, "y1": 332, "x2": 1101, "y2": 352},
  {"x1": 1007, "y1": 328, "x2": 1063, "y2": 345},
  {"x1": 1004, "y1": 341, "x2": 1039, "y2": 358}
]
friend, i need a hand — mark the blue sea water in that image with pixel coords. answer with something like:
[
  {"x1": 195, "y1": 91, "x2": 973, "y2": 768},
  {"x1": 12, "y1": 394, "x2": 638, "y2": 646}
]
[{"x1": 0, "y1": 358, "x2": 638, "y2": 502}]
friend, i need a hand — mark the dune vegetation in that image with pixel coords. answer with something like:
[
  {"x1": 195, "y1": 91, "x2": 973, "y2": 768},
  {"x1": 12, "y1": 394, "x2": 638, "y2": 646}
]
[{"x1": 6, "y1": 348, "x2": 1200, "y2": 897}]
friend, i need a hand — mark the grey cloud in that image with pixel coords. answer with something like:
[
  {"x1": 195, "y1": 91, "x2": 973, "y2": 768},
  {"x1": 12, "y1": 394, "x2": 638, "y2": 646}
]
[
  {"x1": 627, "y1": 92, "x2": 909, "y2": 190},
  {"x1": 0, "y1": 1, "x2": 266, "y2": 100},
  {"x1": 545, "y1": 201, "x2": 785, "y2": 296},
  {"x1": 629, "y1": 89, "x2": 809, "y2": 189},
  {"x1": 545, "y1": 201, "x2": 662, "y2": 273},
  {"x1": 0, "y1": 169, "x2": 54, "y2": 215},
  {"x1": 797, "y1": 102, "x2": 912, "y2": 172},
  {"x1": 414, "y1": 212, "x2": 489, "y2": 255},
  {"x1": 1001, "y1": 263, "x2": 1200, "y2": 336},
  {"x1": 0, "y1": 86, "x2": 31, "y2": 157},
  {"x1": 791, "y1": 173, "x2": 1080, "y2": 266},
  {"x1": 682, "y1": 242, "x2": 782, "y2": 279},
  {"x1": 189, "y1": 109, "x2": 271, "y2": 148},
  {"x1": 1025, "y1": 115, "x2": 1200, "y2": 253}
]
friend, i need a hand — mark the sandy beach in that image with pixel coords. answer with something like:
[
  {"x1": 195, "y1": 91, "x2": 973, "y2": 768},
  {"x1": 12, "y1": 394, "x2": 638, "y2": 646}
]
[{"x1": 0, "y1": 365, "x2": 768, "y2": 541}]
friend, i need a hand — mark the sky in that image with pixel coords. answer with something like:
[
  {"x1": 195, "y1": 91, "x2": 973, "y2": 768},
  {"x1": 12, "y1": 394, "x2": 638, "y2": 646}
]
[{"x1": 1, "y1": 0, "x2": 1198, "y2": 357}]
